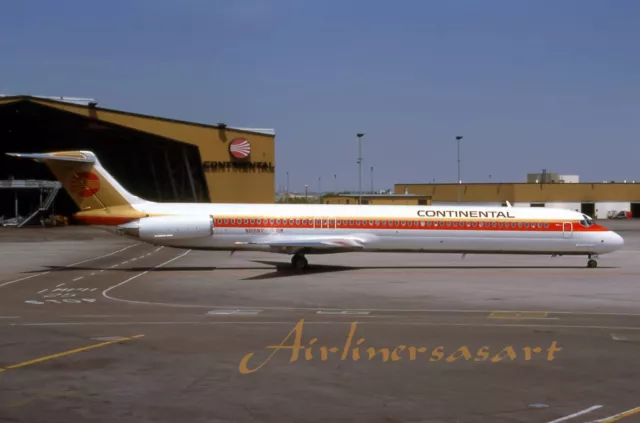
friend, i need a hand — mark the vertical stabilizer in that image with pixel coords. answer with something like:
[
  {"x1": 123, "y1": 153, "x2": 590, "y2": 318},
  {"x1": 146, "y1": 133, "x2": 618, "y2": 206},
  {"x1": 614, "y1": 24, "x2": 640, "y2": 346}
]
[{"x1": 5, "y1": 151, "x2": 149, "y2": 212}]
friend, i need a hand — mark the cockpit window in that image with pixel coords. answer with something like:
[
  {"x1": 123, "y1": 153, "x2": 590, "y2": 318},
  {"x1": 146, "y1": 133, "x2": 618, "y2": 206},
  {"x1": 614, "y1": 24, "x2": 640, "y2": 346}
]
[{"x1": 580, "y1": 214, "x2": 594, "y2": 227}]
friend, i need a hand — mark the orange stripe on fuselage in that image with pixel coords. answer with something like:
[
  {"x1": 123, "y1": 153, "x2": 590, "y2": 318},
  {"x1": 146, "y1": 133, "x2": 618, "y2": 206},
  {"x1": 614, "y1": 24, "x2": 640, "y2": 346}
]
[{"x1": 73, "y1": 215, "x2": 140, "y2": 225}]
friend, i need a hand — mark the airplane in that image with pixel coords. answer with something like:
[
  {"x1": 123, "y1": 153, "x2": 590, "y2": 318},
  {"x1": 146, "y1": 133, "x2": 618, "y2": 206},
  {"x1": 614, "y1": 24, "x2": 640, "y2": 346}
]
[{"x1": 6, "y1": 150, "x2": 624, "y2": 270}]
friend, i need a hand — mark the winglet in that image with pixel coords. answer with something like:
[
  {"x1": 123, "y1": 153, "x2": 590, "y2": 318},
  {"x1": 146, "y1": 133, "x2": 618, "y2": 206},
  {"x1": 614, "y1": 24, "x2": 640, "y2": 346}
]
[{"x1": 505, "y1": 201, "x2": 512, "y2": 207}]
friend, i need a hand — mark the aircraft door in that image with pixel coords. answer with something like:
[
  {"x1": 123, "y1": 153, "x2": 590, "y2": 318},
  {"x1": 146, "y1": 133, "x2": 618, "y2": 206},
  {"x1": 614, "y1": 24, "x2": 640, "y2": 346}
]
[{"x1": 562, "y1": 222, "x2": 573, "y2": 238}]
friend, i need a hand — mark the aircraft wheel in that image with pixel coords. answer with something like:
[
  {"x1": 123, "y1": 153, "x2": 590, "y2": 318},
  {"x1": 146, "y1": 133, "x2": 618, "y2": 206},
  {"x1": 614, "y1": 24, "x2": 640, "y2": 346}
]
[
  {"x1": 291, "y1": 254, "x2": 308, "y2": 271},
  {"x1": 587, "y1": 259, "x2": 598, "y2": 268}
]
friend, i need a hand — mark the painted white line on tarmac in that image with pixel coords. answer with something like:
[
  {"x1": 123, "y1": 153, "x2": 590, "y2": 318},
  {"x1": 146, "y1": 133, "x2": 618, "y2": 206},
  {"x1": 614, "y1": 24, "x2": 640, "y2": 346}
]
[
  {"x1": 207, "y1": 310, "x2": 262, "y2": 316},
  {"x1": 546, "y1": 405, "x2": 602, "y2": 423},
  {"x1": 72, "y1": 277, "x2": 84, "y2": 282},
  {"x1": 102, "y1": 250, "x2": 191, "y2": 303},
  {"x1": 0, "y1": 244, "x2": 139, "y2": 288}
]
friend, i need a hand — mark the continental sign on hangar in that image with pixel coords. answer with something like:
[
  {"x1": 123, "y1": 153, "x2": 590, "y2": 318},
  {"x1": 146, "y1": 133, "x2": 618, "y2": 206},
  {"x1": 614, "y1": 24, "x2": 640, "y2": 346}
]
[{"x1": 0, "y1": 95, "x2": 275, "y2": 214}]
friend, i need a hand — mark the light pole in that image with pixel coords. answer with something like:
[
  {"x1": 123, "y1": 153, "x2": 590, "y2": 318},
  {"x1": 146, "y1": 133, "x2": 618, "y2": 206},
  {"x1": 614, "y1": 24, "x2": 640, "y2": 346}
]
[
  {"x1": 455, "y1": 136, "x2": 463, "y2": 203},
  {"x1": 305, "y1": 184, "x2": 308, "y2": 201},
  {"x1": 334, "y1": 174, "x2": 337, "y2": 193},
  {"x1": 318, "y1": 176, "x2": 321, "y2": 194},
  {"x1": 286, "y1": 171, "x2": 289, "y2": 202},
  {"x1": 370, "y1": 166, "x2": 374, "y2": 193},
  {"x1": 357, "y1": 133, "x2": 365, "y2": 203}
]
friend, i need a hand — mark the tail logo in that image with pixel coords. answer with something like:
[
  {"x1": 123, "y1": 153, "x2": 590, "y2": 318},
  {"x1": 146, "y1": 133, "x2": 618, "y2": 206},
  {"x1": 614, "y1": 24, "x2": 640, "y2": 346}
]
[
  {"x1": 229, "y1": 138, "x2": 251, "y2": 159},
  {"x1": 70, "y1": 172, "x2": 101, "y2": 197}
]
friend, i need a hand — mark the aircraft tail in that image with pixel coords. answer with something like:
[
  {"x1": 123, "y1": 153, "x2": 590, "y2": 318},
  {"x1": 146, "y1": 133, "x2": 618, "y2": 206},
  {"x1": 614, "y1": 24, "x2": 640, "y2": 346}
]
[{"x1": 5, "y1": 151, "x2": 150, "y2": 218}]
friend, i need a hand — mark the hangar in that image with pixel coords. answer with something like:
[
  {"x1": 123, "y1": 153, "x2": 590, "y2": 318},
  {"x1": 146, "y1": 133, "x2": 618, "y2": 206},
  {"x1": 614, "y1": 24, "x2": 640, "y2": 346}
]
[{"x1": 0, "y1": 95, "x2": 275, "y2": 221}]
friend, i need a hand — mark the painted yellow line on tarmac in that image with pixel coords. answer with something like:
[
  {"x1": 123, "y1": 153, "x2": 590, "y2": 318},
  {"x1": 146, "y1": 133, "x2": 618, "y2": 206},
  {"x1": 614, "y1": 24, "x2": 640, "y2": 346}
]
[
  {"x1": 488, "y1": 311, "x2": 552, "y2": 319},
  {"x1": 0, "y1": 334, "x2": 144, "y2": 373},
  {"x1": 586, "y1": 407, "x2": 640, "y2": 422}
]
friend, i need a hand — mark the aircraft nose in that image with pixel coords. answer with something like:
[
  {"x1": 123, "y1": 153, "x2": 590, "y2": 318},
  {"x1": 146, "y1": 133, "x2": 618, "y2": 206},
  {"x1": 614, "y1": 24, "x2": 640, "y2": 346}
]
[{"x1": 606, "y1": 231, "x2": 624, "y2": 251}]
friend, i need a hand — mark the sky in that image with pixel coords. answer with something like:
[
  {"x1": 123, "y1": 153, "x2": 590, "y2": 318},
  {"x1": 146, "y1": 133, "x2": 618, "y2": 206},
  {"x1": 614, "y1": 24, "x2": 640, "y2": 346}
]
[{"x1": 2, "y1": 0, "x2": 639, "y2": 193}]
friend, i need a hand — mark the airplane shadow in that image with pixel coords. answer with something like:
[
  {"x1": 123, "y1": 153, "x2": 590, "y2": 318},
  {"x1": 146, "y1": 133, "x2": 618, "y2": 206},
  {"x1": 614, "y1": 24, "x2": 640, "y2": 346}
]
[{"x1": 12, "y1": 262, "x2": 616, "y2": 282}]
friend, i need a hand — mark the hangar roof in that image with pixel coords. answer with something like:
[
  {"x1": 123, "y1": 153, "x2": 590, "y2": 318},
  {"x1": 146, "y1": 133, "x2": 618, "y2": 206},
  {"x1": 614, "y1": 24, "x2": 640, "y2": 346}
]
[{"x1": 0, "y1": 94, "x2": 275, "y2": 136}]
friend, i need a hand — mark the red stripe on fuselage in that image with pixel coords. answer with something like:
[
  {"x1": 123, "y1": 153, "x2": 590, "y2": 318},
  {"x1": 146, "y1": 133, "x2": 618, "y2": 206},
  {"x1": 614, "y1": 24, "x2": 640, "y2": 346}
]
[{"x1": 73, "y1": 213, "x2": 610, "y2": 233}]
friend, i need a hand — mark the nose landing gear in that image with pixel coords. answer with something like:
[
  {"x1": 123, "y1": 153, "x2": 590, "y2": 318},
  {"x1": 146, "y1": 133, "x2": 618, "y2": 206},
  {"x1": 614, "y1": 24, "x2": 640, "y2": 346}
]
[{"x1": 587, "y1": 254, "x2": 598, "y2": 268}]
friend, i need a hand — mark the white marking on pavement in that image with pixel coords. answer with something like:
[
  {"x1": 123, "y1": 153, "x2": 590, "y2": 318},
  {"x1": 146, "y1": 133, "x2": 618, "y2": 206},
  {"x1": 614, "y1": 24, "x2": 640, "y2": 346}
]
[
  {"x1": 0, "y1": 244, "x2": 139, "y2": 288},
  {"x1": 207, "y1": 310, "x2": 262, "y2": 315},
  {"x1": 317, "y1": 310, "x2": 371, "y2": 315},
  {"x1": 90, "y1": 273, "x2": 96, "y2": 276},
  {"x1": 37, "y1": 289, "x2": 48, "y2": 294},
  {"x1": 72, "y1": 277, "x2": 84, "y2": 281},
  {"x1": 546, "y1": 405, "x2": 602, "y2": 423},
  {"x1": 56, "y1": 283, "x2": 65, "y2": 287},
  {"x1": 102, "y1": 250, "x2": 191, "y2": 302},
  {"x1": 0, "y1": 316, "x2": 19, "y2": 319}
]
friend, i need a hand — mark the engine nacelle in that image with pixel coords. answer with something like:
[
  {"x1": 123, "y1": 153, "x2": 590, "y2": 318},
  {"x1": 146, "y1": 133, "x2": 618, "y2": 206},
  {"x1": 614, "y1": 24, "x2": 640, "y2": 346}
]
[{"x1": 116, "y1": 215, "x2": 214, "y2": 242}]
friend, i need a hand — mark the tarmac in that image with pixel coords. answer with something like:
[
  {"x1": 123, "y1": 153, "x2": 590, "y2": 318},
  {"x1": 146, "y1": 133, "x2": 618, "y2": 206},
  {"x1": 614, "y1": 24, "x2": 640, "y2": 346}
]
[{"x1": 1, "y1": 220, "x2": 639, "y2": 423}]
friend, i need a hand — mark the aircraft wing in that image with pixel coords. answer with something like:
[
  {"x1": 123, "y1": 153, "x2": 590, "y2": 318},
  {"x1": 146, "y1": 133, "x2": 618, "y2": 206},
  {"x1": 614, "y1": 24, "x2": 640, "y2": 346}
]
[{"x1": 235, "y1": 234, "x2": 372, "y2": 253}]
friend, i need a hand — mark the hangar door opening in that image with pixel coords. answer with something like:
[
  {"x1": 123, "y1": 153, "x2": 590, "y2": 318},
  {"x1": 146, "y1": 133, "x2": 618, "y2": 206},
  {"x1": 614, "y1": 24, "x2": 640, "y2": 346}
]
[
  {"x1": 581, "y1": 203, "x2": 595, "y2": 218},
  {"x1": 0, "y1": 99, "x2": 209, "y2": 218},
  {"x1": 631, "y1": 203, "x2": 640, "y2": 218}
]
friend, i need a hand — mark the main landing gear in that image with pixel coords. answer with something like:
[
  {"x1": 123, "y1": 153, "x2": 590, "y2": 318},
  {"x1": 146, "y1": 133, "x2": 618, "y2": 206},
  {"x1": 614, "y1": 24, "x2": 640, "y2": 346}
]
[
  {"x1": 291, "y1": 253, "x2": 308, "y2": 271},
  {"x1": 587, "y1": 254, "x2": 598, "y2": 268}
]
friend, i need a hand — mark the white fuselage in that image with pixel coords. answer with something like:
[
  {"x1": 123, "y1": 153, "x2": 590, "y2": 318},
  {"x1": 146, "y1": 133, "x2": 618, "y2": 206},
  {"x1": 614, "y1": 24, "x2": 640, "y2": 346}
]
[{"x1": 109, "y1": 202, "x2": 624, "y2": 256}]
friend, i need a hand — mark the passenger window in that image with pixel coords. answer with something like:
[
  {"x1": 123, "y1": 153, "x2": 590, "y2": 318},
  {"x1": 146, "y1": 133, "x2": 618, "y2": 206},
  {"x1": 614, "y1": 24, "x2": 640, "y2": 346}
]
[
  {"x1": 427, "y1": 221, "x2": 432, "y2": 227},
  {"x1": 498, "y1": 222, "x2": 503, "y2": 227},
  {"x1": 492, "y1": 222, "x2": 496, "y2": 227},
  {"x1": 524, "y1": 222, "x2": 529, "y2": 228},
  {"x1": 276, "y1": 219, "x2": 281, "y2": 225}
]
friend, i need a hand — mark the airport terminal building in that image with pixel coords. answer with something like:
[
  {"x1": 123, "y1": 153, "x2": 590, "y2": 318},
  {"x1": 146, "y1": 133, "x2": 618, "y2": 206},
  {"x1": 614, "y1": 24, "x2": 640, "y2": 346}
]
[
  {"x1": 0, "y1": 95, "x2": 275, "y2": 219},
  {"x1": 395, "y1": 180, "x2": 640, "y2": 219}
]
